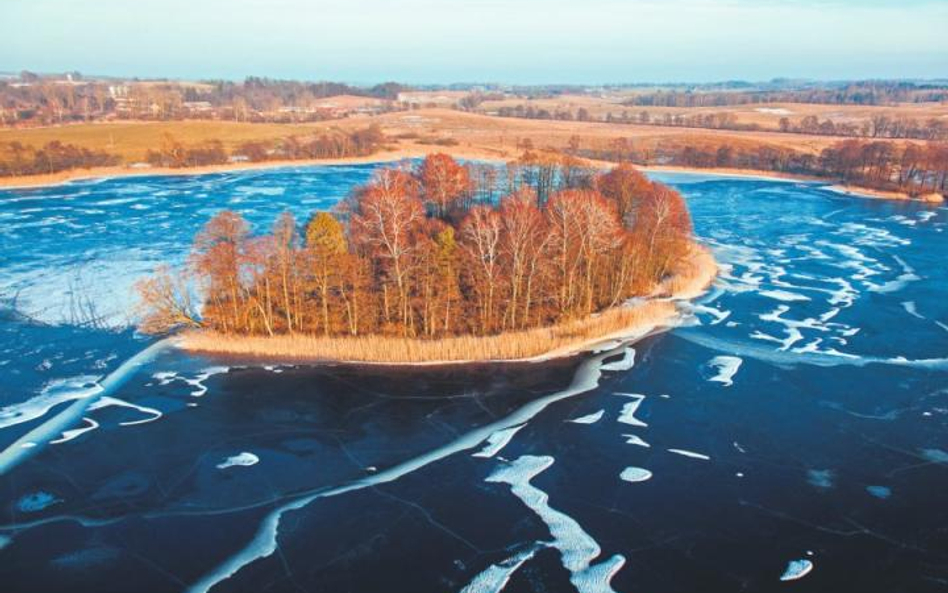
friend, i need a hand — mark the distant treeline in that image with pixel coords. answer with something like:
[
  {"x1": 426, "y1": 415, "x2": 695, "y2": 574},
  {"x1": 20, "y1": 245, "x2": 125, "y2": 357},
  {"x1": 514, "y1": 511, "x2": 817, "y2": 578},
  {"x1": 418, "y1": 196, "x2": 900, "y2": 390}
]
[
  {"x1": 586, "y1": 138, "x2": 948, "y2": 196},
  {"x1": 0, "y1": 141, "x2": 119, "y2": 177},
  {"x1": 621, "y1": 83, "x2": 948, "y2": 107},
  {"x1": 137, "y1": 154, "x2": 693, "y2": 339},
  {"x1": 488, "y1": 105, "x2": 948, "y2": 141},
  {"x1": 0, "y1": 125, "x2": 386, "y2": 176},
  {"x1": 0, "y1": 73, "x2": 407, "y2": 125},
  {"x1": 146, "y1": 125, "x2": 385, "y2": 168}
]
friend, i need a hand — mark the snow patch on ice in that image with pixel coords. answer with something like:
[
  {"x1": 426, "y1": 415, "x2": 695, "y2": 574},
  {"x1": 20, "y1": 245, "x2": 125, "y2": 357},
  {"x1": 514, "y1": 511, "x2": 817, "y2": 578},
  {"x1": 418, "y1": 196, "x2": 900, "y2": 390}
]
[
  {"x1": 184, "y1": 366, "x2": 229, "y2": 397},
  {"x1": 600, "y1": 347, "x2": 635, "y2": 371},
  {"x1": 217, "y1": 452, "x2": 260, "y2": 469},
  {"x1": 616, "y1": 394, "x2": 647, "y2": 427},
  {"x1": 901, "y1": 301, "x2": 924, "y2": 319},
  {"x1": 473, "y1": 424, "x2": 526, "y2": 459},
  {"x1": 668, "y1": 448, "x2": 710, "y2": 460},
  {"x1": 568, "y1": 410, "x2": 605, "y2": 425},
  {"x1": 622, "y1": 434, "x2": 650, "y2": 448},
  {"x1": 780, "y1": 559, "x2": 814, "y2": 581},
  {"x1": 707, "y1": 356, "x2": 742, "y2": 386},
  {"x1": 486, "y1": 455, "x2": 626, "y2": 593},
  {"x1": 0, "y1": 375, "x2": 102, "y2": 430},
  {"x1": 759, "y1": 289, "x2": 810, "y2": 302},
  {"x1": 51, "y1": 417, "x2": 100, "y2": 444},
  {"x1": 619, "y1": 467, "x2": 653, "y2": 483},
  {"x1": 460, "y1": 543, "x2": 544, "y2": 593},
  {"x1": 89, "y1": 396, "x2": 162, "y2": 426}
]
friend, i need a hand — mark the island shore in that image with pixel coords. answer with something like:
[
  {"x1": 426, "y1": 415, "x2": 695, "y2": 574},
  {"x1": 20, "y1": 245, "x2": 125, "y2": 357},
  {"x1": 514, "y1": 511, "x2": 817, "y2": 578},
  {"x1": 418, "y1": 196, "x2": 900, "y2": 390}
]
[
  {"x1": 178, "y1": 244, "x2": 717, "y2": 366},
  {"x1": 824, "y1": 184, "x2": 945, "y2": 203}
]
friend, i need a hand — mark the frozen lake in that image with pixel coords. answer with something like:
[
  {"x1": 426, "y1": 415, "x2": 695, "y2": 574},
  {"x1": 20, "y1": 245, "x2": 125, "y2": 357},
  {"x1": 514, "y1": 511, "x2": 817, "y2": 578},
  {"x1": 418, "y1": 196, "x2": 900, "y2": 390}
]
[{"x1": 1, "y1": 165, "x2": 947, "y2": 592}]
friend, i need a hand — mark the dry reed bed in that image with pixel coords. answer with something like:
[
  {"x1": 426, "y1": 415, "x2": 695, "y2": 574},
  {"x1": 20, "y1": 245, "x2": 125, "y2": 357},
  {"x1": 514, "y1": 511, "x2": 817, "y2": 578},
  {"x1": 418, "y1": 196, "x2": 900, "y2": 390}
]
[
  {"x1": 654, "y1": 244, "x2": 719, "y2": 300},
  {"x1": 180, "y1": 300, "x2": 678, "y2": 365}
]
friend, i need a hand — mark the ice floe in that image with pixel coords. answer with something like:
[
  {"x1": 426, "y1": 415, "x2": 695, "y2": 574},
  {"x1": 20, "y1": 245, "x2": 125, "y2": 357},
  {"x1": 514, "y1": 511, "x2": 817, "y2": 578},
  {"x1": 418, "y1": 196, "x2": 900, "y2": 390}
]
[
  {"x1": 621, "y1": 434, "x2": 650, "y2": 448},
  {"x1": 616, "y1": 394, "x2": 647, "y2": 427},
  {"x1": 866, "y1": 255, "x2": 919, "y2": 294},
  {"x1": 473, "y1": 424, "x2": 526, "y2": 459},
  {"x1": 0, "y1": 375, "x2": 102, "y2": 430},
  {"x1": 619, "y1": 467, "x2": 653, "y2": 483},
  {"x1": 89, "y1": 396, "x2": 162, "y2": 426},
  {"x1": 759, "y1": 289, "x2": 811, "y2": 302},
  {"x1": 568, "y1": 410, "x2": 605, "y2": 424},
  {"x1": 486, "y1": 455, "x2": 625, "y2": 593},
  {"x1": 901, "y1": 301, "x2": 924, "y2": 319},
  {"x1": 692, "y1": 303, "x2": 732, "y2": 325},
  {"x1": 459, "y1": 543, "x2": 544, "y2": 593},
  {"x1": 706, "y1": 356, "x2": 742, "y2": 386},
  {"x1": 50, "y1": 417, "x2": 100, "y2": 444},
  {"x1": 668, "y1": 449, "x2": 710, "y2": 461},
  {"x1": 600, "y1": 347, "x2": 635, "y2": 371},
  {"x1": 184, "y1": 366, "x2": 230, "y2": 396},
  {"x1": 779, "y1": 559, "x2": 814, "y2": 581},
  {"x1": 678, "y1": 330, "x2": 948, "y2": 371},
  {"x1": 866, "y1": 485, "x2": 891, "y2": 499},
  {"x1": 217, "y1": 452, "x2": 260, "y2": 469}
]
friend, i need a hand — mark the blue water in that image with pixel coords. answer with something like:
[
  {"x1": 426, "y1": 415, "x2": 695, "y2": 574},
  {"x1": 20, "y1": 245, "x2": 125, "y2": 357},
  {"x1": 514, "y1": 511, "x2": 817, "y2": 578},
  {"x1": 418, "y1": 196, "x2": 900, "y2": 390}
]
[{"x1": 1, "y1": 166, "x2": 946, "y2": 592}]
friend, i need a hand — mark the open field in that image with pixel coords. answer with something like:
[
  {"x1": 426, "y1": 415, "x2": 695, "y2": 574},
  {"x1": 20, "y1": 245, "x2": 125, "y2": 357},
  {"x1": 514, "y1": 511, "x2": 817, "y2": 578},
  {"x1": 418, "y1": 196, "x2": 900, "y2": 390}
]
[
  {"x1": 0, "y1": 120, "x2": 342, "y2": 162},
  {"x1": 5, "y1": 104, "x2": 946, "y2": 162},
  {"x1": 477, "y1": 93, "x2": 948, "y2": 132},
  {"x1": 1, "y1": 102, "x2": 946, "y2": 199}
]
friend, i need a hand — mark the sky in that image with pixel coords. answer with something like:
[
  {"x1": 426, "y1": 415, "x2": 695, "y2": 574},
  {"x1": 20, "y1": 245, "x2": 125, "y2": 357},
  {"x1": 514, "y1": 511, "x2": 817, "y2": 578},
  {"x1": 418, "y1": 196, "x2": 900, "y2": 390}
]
[{"x1": 2, "y1": 0, "x2": 946, "y2": 84}]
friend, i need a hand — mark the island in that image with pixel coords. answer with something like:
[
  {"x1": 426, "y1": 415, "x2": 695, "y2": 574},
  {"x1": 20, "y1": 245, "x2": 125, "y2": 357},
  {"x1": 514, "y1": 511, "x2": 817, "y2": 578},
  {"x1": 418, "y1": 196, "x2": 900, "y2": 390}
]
[{"x1": 136, "y1": 154, "x2": 717, "y2": 363}]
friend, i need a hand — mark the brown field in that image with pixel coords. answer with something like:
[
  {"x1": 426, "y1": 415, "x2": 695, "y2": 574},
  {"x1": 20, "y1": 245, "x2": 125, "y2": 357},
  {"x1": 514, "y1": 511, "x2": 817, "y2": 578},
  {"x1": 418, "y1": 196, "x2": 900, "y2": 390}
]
[
  {"x1": 477, "y1": 93, "x2": 948, "y2": 132},
  {"x1": 2, "y1": 98, "x2": 945, "y2": 190},
  {"x1": 0, "y1": 120, "x2": 341, "y2": 162},
  {"x1": 355, "y1": 108, "x2": 852, "y2": 157}
]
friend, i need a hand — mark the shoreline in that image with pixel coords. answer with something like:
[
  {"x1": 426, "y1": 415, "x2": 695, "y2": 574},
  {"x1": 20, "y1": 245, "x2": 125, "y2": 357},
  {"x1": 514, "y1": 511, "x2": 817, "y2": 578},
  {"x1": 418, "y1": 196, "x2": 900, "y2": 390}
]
[
  {"x1": 0, "y1": 146, "x2": 941, "y2": 205},
  {"x1": 178, "y1": 245, "x2": 718, "y2": 366}
]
